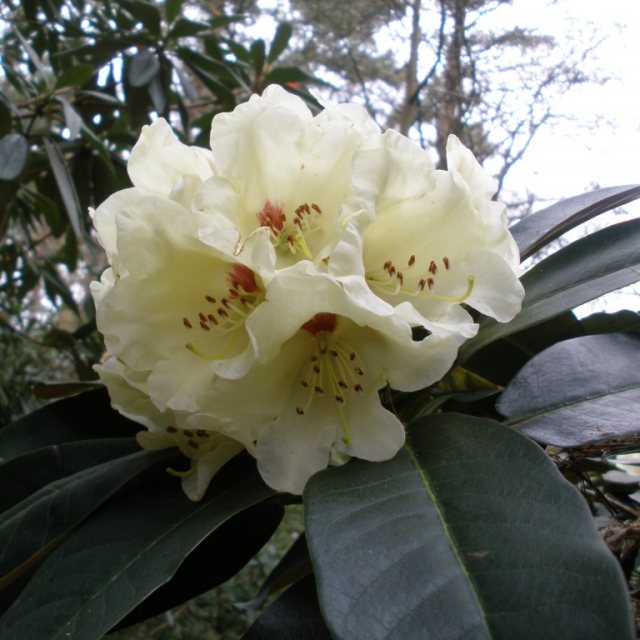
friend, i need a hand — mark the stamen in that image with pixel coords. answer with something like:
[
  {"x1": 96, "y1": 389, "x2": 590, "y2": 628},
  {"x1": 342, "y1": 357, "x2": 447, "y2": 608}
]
[{"x1": 183, "y1": 318, "x2": 193, "y2": 329}]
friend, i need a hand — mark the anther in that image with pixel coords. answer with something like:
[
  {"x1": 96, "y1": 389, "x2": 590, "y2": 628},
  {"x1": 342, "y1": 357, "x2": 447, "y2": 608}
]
[
  {"x1": 166, "y1": 426, "x2": 178, "y2": 433},
  {"x1": 338, "y1": 380, "x2": 348, "y2": 389},
  {"x1": 315, "y1": 385, "x2": 324, "y2": 394},
  {"x1": 198, "y1": 312, "x2": 207, "y2": 323},
  {"x1": 408, "y1": 255, "x2": 416, "y2": 266},
  {"x1": 443, "y1": 256, "x2": 450, "y2": 270},
  {"x1": 354, "y1": 384, "x2": 363, "y2": 392},
  {"x1": 183, "y1": 430, "x2": 194, "y2": 437},
  {"x1": 188, "y1": 439, "x2": 199, "y2": 449},
  {"x1": 349, "y1": 352, "x2": 356, "y2": 361},
  {"x1": 183, "y1": 317, "x2": 193, "y2": 329},
  {"x1": 207, "y1": 314, "x2": 218, "y2": 324},
  {"x1": 200, "y1": 322, "x2": 210, "y2": 331},
  {"x1": 428, "y1": 278, "x2": 435, "y2": 290},
  {"x1": 311, "y1": 203, "x2": 321, "y2": 213},
  {"x1": 218, "y1": 308, "x2": 229, "y2": 318},
  {"x1": 419, "y1": 278, "x2": 426, "y2": 291},
  {"x1": 205, "y1": 295, "x2": 216, "y2": 303},
  {"x1": 429, "y1": 261, "x2": 437, "y2": 275},
  {"x1": 335, "y1": 395, "x2": 345, "y2": 403},
  {"x1": 301, "y1": 380, "x2": 309, "y2": 387},
  {"x1": 313, "y1": 365, "x2": 321, "y2": 374},
  {"x1": 397, "y1": 271, "x2": 404, "y2": 285},
  {"x1": 296, "y1": 406, "x2": 305, "y2": 415},
  {"x1": 355, "y1": 367, "x2": 364, "y2": 376}
]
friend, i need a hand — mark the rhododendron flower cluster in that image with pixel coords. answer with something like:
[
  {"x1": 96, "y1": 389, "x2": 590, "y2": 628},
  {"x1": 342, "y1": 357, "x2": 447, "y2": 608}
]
[{"x1": 91, "y1": 85, "x2": 524, "y2": 499}]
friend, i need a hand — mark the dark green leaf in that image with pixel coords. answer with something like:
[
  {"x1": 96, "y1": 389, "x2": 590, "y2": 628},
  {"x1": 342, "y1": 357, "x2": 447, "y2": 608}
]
[
  {"x1": 243, "y1": 575, "x2": 332, "y2": 640},
  {"x1": 0, "y1": 438, "x2": 140, "y2": 514},
  {"x1": 0, "y1": 457, "x2": 275, "y2": 639},
  {"x1": 116, "y1": 502, "x2": 284, "y2": 630},
  {"x1": 305, "y1": 414, "x2": 634, "y2": 640},
  {"x1": 54, "y1": 64, "x2": 95, "y2": 89},
  {"x1": 267, "y1": 23, "x2": 292, "y2": 64},
  {"x1": 168, "y1": 17, "x2": 211, "y2": 39},
  {"x1": 165, "y1": 0, "x2": 184, "y2": 24},
  {"x1": 0, "y1": 133, "x2": 28, "y2": 181},
  {"x1": 0, "y1": 99, "x2": 12, "y2": 136},
  {"x1": 580, "y1": 309, "x2": 640, "y2": 335},
  {"x1": 128, "y1": 49, "x2": 160, "y2": 87},
  {"x1": 512, "y1": 184, "x2": 640, "y2": 261},
  {"x1": 250, "y1": 39, "x2": 266, "y2": 75},
  {"x1": 498, "y1": 333, "x2": 640, "y2": 447},
  {"x1": 0, "y1": 449, "x2": 171, "y2": 591},
  {"x1": 80, "y1": 124, "x2": 115, "y2": 178},
  {"x1": 264, "y1": 66, "x2": 312, "y2": 85},
  {"x1": 459, "y1": 217, "x2": 640, "y2": 362},
  {"x1": 124, "y1": 0, "x2": 162, "y2": 35},
  {"x1": 0, "y1": 388, "x2": 140, "y2": 463},
  {"x1": 42, "y1": 138, "x2": 83, "y2": 238}
]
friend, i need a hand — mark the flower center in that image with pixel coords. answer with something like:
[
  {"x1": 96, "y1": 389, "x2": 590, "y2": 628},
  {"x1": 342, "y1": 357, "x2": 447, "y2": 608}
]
[
  {"x1": 181, "y1": 264, "x2": 263, "y2": 359},
  {"x1": 163, "y1": 426, "x2": 224, "y2": 477},
  {"x1": 366, "y1": 254, "x2": 474, "y2": 303},
  {"x1": 295, "y1": 313, "x2": 365, "y2": 445},
  {"x1": 257, "y1": 200, "x2": 323, "y2": 259}
]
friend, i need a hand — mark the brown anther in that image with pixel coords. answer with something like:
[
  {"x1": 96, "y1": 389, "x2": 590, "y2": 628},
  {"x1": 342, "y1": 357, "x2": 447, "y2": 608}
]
[
  {"x1": 338, "y1": 380, "x2": 348, "y2": 389},
  {"x1": 397, "y1": 271, "x2": 404, "y2": 285},
  {"x1": 427, "y1": 278, "x2": 435, "y2": 290},
  {"x1": 218, "y1": 308, "x2": 229, "y2": 318},
  {"x1": 183, "y1": 430, "x2": 195, "y2": 438},
  {"x1": 419, "y1": 278, "x2": 427, "y2": 291},
  {"x1": 301, "y1": 380, "x2": 309, "y2": 388},
  {"x1": 205, "y1": 295, "x2": 216, "y2": 303},
  {"x1": 335, "y1": 395, "x2": 345, "y2": 403},
  {"x1": 198, "y1": 312, "x2": 207, "y2": 323},
  {"x1": 349, "y1": 352, "x2": 356, "y2": 361},
  {"x1": 429, "y1": 261, "x2": 438, "y2": 275},
  {"x1": 313, "y1": 365, "x2": 321, "y2": 374},
  {"x1": 296, "y1": 406, "x2": 305, "y2": 415},
  {"x1": 355, "y1": 367, "x2": 364, "y2": 376},
  {"x1": 200, "y1": 322, "x2": 210, "y2": 331},
  {"x1": 196, "y1": 430, "x2": 207, "y2": 437},
  {"x1": 389, "y1": 266, "x2": 396, "y2": 276},
  {"x1": 408, "y1": 255, "x2": 416, "y2": 266},
  {"x1": 383, "y1": 260, "x2": 393, "y2": 270},
  {"x1": 311, "y1": 355, "x2": 319, "y2": 362},
  {"x1": 354, "y1": 384, "x2": 363, "y2": 392},
  {"x1": 311, "y1": 203, "x2": 321, "y2": 213},
  {"x1": 166, "y1": 426, "x2": 178, "y2": 433},
  {"x1": 331, "y1": 350, "x2": 339, "y2": 357},
  {"x1": 315, "y1": 385, "x2": 324, "y2": 394},
  {"x1": 222, "y1": 298, "x2": 231, "y2": 308},
  {"x1": 207, "y1": 314, "x2": 218, "y2": 324},
  {"x1": 229, "y1": 288, "x2": 240, "y2": 297},
  {"x1": 188, "y1": 439, "x2": 199, "y2": 449},
  {"x1": 183, "y1": 317, "x2": 193, "y2": 329},
  {"x1": 443, "y1": 256, "x2": 450, "y2": 270}
]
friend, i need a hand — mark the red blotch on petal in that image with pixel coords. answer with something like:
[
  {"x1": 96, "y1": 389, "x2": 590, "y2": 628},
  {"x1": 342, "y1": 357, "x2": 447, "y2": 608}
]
[
  {"x1": 228, "y1": 265, "x2": 259, "y2": 293},
  {"x1": 301, "y1": 312, "x2": 338, "y2": 335}
]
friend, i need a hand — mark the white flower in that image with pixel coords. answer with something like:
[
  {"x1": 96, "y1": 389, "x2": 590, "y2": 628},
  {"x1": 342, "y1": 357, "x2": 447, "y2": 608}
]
[
  {"x1": 191, "y1": 85, "x2": 380, "y2": 274},
  {"x1": 91, "y1": 190, "x2": 272, "y2": 416},
  {"x1": 185, "y1": 263, "x2": 466, "y2": 494},
  {"x1": 127, "y1": 118, "x2": 217, "y2": 206},
  {"x1": 95, "y1": 358, "x2": 243, "y2": 501},
  {"x1": 347, "y1": 130, "x2": 524, "y2": 326}
]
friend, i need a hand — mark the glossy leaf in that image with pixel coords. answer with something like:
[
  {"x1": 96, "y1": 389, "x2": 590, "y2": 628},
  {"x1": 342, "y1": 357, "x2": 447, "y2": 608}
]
[
  {"x1": 264, "y1": 66, "x2": 311, "y2": 85},
  {"x1": 268, "y1": 22, "x2": 293, "y2": 64},
  {"x1": 459, "y1": 217, "x2": 640, "y2": 362},
  {"x1": 498, "y1": 333, "x2": 640, "y2": 446},
  {"x1": 243, "y1": 575, "x2": 332, "y2": 640},
  {"x1": 0, "y1": 388, "x2": 140, "y2": 463},
  {"x1": 0, "y1": 449, "x2": 171, "y2": 591},
  {"x1": 305, "y1": 414, "x2": 633, "y2": 640},
  {"x1": 128, "y1": 49, "x2": 160, "y2": 87},
  {"x1": 512, "y1": 184, "x2": 640, "y2": 261},
  {"x1": 0, "y1": 438, "x2": 140, "y2": 513},
  {"x1": 116, "y1": 503, "x2": 284, "y2": 630},
  {"x1": 0, "y1": 457, "x2": 275, "y2": 639},
  {"x1": 0, "y1": 133, "x2": 28, "y2": 181},
  {"x1": 43, "y1": 138, "x2": 83, "y2": 238}
]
